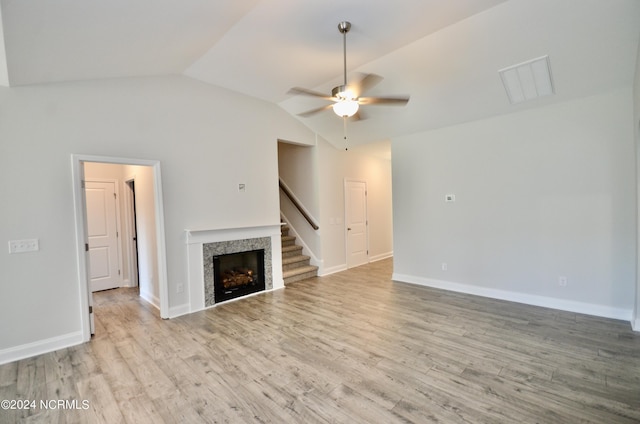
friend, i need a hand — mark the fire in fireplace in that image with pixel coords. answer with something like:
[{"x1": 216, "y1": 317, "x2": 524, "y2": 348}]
[{"x1": 213, "y1": 249, "x2": 265, "y2": 303}]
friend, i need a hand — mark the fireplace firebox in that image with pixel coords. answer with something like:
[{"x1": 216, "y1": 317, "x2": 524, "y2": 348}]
[{"x1": 213, "y1": 249, "x2": 265, "y2": 303}]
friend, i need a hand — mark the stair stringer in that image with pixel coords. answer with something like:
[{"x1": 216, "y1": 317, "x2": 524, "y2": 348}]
[{"x1": 280, "y1": 214, "x2": 323, "y2": 273}]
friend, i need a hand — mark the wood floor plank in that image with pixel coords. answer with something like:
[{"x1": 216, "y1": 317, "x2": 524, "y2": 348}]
[
  {"x1": 76, "y1": 374, "x2": 125, "y2": 424},
  {"x1": 1, "y1": 258, "x2": 639, "y2": 423}
]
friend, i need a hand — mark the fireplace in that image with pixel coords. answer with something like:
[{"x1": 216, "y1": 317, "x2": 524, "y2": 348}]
[
  {"x1": 198, "y1": 235, "x2": 274, "y2": 308},
  {"x1": 213, "y1": 249, "x2": 265, "y2": 303}
]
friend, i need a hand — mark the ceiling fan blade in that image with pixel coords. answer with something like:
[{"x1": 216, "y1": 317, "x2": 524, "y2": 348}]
[
  {"x1": 351, "y1": 73, "x2": 384, "y2": 97},
  {"x1": 358, "y1": 96, "x2": 410, "y2": 106},
  {"x1": 288, "y1": 87, "x2": 334, "y2": 100},
  {"x1": 297, "y1": 104, "x2": 334, "y2": 117}
]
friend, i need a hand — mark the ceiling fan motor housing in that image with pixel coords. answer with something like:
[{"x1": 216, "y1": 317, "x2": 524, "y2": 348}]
[{"x1": 332, "y1": 84, "x2": 355, "y2": 100}]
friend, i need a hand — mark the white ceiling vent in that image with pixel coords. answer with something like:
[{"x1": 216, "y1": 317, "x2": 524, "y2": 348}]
[{"x1": 499, "y1": 55, "x2": 554, "y2": 104}]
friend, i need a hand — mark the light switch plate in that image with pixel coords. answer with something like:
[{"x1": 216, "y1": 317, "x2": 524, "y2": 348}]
[{"x1": 9, "y1": 239, "x2": 39, "y2": 254}]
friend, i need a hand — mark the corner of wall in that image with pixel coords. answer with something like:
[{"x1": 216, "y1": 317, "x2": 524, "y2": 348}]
[{"x1": 139, "y1": 290, "x2": 160, "y2": 311}]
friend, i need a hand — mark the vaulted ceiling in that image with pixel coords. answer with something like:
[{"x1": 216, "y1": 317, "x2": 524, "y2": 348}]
[{"x1": 0, "y1": 0, "x2": 639, "y2": 147}]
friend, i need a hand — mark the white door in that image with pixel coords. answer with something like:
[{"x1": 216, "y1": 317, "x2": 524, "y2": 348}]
[
  {"x1": 345, "y1": 180, "x2": 369, "y2": 268},
  {"x1": 86, "y1": 181, "x2": 120, "y2": 292}
]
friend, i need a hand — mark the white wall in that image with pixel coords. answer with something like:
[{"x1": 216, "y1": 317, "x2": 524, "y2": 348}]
[
  {"x1": 392, "y1": 89, "x2": 636, "y2": 321},
  {"x1": 0, "y1": 75, "x2": 316, "y2": 362},
  {"x1": 318, "y1": 137, "x2": 394, "y2": 274}
]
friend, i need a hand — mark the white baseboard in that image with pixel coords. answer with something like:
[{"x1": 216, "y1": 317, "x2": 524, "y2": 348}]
[
  {"x1": 139, "y1": 290, "x2": 160, "y2": 311},
  {"x1": 272, "y1": 276, "x2": 285, "y2": 291},
  {"x1": 632, "y1": 313, "x2": 640, "y2": 332},
  {"x1": 370, "y1": 251, "x2": 393, "y2": 262},
  {"x1": 168, "y1": 303, "x2": 191, "y2": 318},
  {"x1": 320, "y1": 253, "x2": 392, "y2": 276},
  {"x1": 120, "y1": 278, "x2": 137, "y2": 288},
  {"x1": 0, "y1": 331, "x2": 84, "y2": 366},
  {"x1": 392, "y1": 273, "x2": 633, "y2": 323},
  {"x1": 320, "y1": 264, "x2": 348, "y2": 276}
]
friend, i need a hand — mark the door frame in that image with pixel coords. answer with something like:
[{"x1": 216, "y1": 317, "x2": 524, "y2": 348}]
[
  {"x1": 71, "y1": 154, "x2": 169, "y2": 342},
  {"x1": 344, "y1": 178, "x2": 369, "y2": 268},
  {"x1": 124, "y1": 177, "x2": 139, "y2": 289}
]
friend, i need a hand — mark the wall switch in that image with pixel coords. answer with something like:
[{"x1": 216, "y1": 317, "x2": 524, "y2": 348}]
[
  {"x1": 176, "y1": 283, "x2": 184, "y2": 293},
  {"x1": 445, "y1": 194, "x2": 456, "y2": 202},
  {"x1": 558, "y1": 276, "x2": 568, "y2": 287},
  {"x1": 238, "y1": 183, "x2": 246, "y2": 192},
  {"x1": 441, "y1": 262, "x2": 448, "y2": 271},
  {"x1": 9, "y1": 239, "x2": 39, "y2": 254}
]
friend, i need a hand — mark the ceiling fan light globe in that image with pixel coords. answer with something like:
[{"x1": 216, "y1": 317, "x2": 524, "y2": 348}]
[{"x1": 332, "y1": 99, "x2": 359, "y2": 117}]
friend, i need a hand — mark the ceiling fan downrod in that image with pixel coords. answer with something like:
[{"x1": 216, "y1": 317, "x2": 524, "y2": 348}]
[{"x1": 338, "y1": 21, "x2": 351, "y2": 88}]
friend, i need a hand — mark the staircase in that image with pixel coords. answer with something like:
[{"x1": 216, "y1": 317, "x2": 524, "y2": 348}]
[{"x1": 281, "y1": 224, "x2": 318, "y2": 285}]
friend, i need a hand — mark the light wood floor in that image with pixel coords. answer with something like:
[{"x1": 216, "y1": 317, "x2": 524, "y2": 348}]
[{"x1": 1, "y1": 258, "x2": 640, "y2": 423}]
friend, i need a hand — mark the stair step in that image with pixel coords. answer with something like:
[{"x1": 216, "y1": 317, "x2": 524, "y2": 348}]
[
  {"x1": 280, "y1": 222, "x2": 317, "y2": 283},
  {"x1": 282, "y1": 254, "x2": 310, "y2": 265},
  {"x1": 283, "y1": 265, "x2": 319, "y2": 285},
  {"x1": 282, "y1": 254, "x2": 311, "y2": 271},
  {"x1": 281, "y1": 235, "x2": 296, "y2": 247},
  {"x1": 282, "y1": 245, "x2": 303, "y2": 258}
]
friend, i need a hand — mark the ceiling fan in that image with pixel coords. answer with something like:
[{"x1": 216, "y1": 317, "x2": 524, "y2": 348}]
[{"x1": 289, "y1": 21, "x2": 410, "y2": 120}]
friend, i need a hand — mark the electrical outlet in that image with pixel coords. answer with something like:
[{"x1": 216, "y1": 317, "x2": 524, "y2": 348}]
[
  {"x1": 177, "y1": 284, "x2": 184, "y2": 293},
  {"x1": 441, "y1": 262, "x2": 448, "y2": 271},
  {"x1": 8, "y1": 239, "x2": 39, "y2": 254},
  {"x1": 558, "y1": 276, "x2": 568, "y2": 287}
]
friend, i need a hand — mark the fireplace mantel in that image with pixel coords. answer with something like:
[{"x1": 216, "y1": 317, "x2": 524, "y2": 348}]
[
  {"x1": 183, "y1": 224, "x2": 284, "y2": 315},
  {"x1": 185, "y1": 225, "x2": 280, "y2": 245}
]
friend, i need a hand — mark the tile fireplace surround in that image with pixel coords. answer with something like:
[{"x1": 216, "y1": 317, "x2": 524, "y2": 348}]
[{"x1": 184, "y1": 225, "x2": 283, "y2": 314}]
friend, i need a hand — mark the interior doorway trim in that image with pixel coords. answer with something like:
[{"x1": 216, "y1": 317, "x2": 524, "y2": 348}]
[{"x1": 71, "y1": 154, "x2": 169, "y2": 342}]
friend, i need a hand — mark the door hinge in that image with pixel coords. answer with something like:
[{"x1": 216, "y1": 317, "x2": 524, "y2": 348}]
[
  {"x1": 118, "y1": 269, "x2": 121, "y2": 276},
  {"x1": 114, "y1": 193, "x2": 116, "y2": 199},
  {"x1": 81, "y1": 180, "x2": 86, "y2": 189},
  {"x1": 89, "y1": 306, "x2": 93, "y2": 314},
  {"x1": 85, "y1": 243, "x2": 89, "y2": 252}
]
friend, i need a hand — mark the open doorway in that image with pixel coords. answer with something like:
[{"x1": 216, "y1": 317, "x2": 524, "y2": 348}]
[
  {"x1": 125, "y1": 179, "x2": 140, "y2": 293},
  {"x1": 71, "y1": 154, "x2": 168, "y2": 341}
]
